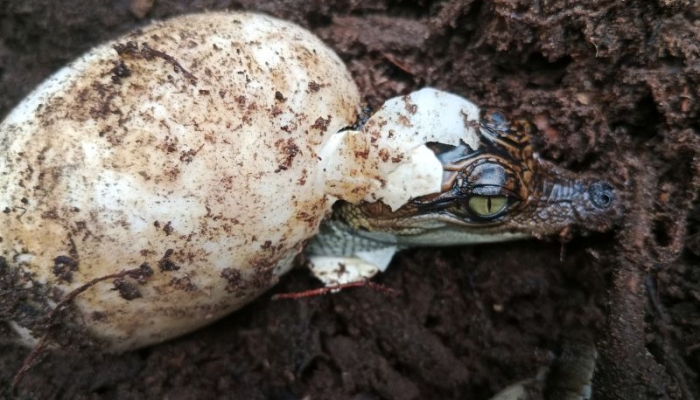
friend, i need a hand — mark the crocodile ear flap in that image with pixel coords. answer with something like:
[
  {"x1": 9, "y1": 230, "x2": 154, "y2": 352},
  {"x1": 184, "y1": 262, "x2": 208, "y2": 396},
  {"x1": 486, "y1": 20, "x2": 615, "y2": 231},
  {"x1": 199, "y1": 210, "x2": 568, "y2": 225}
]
[{"x1": 479, "y1": 109, "x2": 532, "y2": 146}]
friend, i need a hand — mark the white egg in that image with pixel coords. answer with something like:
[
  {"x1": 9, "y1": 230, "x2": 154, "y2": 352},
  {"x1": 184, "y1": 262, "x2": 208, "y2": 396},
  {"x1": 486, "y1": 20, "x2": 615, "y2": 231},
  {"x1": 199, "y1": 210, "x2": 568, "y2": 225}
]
[{"x1": 0, "y1": 11, "x2": 363, "y2": 351}]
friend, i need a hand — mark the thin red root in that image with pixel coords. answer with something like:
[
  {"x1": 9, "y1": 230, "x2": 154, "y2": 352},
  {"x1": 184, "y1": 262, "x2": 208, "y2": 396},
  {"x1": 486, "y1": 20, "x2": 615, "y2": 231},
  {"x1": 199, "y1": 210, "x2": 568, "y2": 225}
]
[{"x1": 272, "y1": 280, "x2": 399, "y2": 300}]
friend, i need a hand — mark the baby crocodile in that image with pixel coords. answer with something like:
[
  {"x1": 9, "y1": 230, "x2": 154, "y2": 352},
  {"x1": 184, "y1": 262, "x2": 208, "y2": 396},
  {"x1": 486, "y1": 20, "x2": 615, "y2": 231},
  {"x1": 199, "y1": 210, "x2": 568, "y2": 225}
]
[{"x1": 307, "y1": 107, "x2": 617, "y2": 284}]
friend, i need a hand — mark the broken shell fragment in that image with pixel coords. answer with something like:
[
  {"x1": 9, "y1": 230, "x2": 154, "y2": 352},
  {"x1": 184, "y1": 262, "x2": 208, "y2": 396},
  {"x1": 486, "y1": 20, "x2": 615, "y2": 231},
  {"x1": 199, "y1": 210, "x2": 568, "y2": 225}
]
[{"x1": 321, "y1": 89, "x2": 481, "y2": 210}]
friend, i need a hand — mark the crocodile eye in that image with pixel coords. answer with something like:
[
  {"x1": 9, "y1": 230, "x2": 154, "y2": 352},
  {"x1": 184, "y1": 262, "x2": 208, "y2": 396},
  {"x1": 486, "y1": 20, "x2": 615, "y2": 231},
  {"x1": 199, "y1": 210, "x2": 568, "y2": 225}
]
[{"x1": 467, "y1": 195, "x2": 508, "y2": 218}]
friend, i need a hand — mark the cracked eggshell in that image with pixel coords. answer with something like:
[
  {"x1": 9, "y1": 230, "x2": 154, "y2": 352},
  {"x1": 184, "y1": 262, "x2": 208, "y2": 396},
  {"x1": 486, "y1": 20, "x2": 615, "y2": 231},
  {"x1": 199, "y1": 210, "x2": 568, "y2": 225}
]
[
  {"x1": 0, "y1": 11, "x2": 360, "y2": 351},
  {"x1": 322, "y1": 88, "x2": 482, "y2": 210}
]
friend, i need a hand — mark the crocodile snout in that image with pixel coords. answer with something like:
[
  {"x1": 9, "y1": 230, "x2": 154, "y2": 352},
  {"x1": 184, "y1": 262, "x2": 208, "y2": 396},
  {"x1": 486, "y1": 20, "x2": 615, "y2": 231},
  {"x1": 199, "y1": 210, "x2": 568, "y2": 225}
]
[
  {"x1": 571, "y1": 178, "x2": 620, "y2": 233},
  {"x1": 588, "y1": 181, "x2": 615, "y2": 209}
]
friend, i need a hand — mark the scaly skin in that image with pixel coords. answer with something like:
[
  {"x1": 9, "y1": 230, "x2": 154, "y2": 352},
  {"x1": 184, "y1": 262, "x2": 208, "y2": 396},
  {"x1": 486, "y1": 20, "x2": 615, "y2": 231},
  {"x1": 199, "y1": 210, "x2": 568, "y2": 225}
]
[{"x1": 306, "y1": 109, "x2": 618, "y2": 280}]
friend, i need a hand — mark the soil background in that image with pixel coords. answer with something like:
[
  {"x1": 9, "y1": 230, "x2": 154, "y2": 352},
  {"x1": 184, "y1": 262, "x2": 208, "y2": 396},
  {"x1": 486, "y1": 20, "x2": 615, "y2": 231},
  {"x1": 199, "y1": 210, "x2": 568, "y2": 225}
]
[{"x1": 1, "y1": 1, "x2": 700, "y2": 399}]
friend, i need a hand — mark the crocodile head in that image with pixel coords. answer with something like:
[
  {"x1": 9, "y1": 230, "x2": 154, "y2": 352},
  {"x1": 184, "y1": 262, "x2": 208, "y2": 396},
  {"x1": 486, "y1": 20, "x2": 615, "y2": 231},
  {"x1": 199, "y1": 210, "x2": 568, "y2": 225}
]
[{"x1": 335, "y1": 109, "x2": 619, "y2": 245}]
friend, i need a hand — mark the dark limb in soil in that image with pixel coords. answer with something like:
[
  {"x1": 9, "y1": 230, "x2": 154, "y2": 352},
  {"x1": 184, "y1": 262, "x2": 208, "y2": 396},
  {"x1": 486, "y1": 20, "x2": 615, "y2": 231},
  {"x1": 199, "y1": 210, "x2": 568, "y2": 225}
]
[
  {"x1": 545, "y1": 338, "x2": 597, "y2": 400},
  {"x1": 596, "y1": 155, "x2": 672, "y2": 399},
  {"x1": 597, "y1": 145, "x2": 699, "y2": 399}
]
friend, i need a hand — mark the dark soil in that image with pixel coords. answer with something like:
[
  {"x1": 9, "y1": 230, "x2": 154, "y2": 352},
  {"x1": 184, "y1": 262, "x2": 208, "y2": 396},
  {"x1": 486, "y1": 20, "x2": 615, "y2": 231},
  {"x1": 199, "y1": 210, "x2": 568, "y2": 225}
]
[{"x1": 1, "y1": 1, "x2": 700, "y2": 399}]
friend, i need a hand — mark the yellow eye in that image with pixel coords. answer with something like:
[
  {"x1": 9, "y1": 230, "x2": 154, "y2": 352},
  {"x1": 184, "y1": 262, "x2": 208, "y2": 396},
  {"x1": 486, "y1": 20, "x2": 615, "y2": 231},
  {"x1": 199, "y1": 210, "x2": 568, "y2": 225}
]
[{"x1": 467, "y1": 195, "x2": 508, "y2": 218}]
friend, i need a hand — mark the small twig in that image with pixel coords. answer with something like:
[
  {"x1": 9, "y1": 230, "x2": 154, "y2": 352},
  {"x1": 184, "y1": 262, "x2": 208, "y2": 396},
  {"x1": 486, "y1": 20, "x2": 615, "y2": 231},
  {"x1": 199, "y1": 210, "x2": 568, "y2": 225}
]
[
  {"x1": 272, "y1": 280, "x2": 398, "y2": 300},
  {"x1": 380, "y1": 52, "x2": 414, "y2": 75},
  {"x1": 12, "y1": 267, "x2": 145, "y2": 392}
]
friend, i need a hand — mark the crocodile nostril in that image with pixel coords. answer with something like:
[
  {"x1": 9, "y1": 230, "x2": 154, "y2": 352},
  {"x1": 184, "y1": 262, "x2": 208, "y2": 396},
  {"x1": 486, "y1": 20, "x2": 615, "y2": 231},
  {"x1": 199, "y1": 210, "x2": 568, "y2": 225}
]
[{"x1": 588, "y1": 181, "x2": 614, "y2": 209}]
